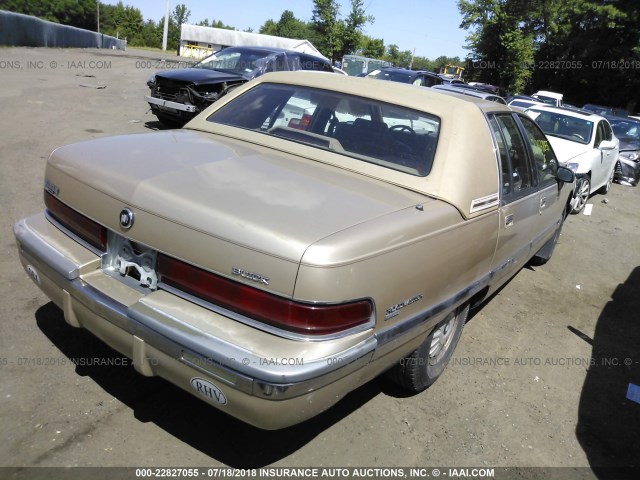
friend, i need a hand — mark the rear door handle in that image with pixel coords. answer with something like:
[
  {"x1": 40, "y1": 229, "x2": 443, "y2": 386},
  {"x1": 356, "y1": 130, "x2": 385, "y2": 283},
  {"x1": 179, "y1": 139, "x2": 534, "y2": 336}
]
[
  {"x1": 540, "y1": 197, "x2": 547, "y2": 212},
  {"x1": 505, "y1": 214, "x2": 514, "y2": 227}
]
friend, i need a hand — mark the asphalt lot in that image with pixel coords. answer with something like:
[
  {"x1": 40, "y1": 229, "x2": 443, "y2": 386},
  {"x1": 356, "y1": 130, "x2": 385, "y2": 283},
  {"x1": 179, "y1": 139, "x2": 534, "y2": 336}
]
[{"x1": 1, "y1": 47, "x2": 639, "y2": 477}]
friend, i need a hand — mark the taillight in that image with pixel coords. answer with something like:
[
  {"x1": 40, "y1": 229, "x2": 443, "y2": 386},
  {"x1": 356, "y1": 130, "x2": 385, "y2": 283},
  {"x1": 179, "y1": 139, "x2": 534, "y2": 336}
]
[
  {"x1": 157, "y1": 254, "x2": 372, "y2": 336},
  {"x1": 288, "y1": 113, "x2": 312, "y2": 130},
  {"x1": 44, "y1": 191, "x2": 107, "y2": 251}
]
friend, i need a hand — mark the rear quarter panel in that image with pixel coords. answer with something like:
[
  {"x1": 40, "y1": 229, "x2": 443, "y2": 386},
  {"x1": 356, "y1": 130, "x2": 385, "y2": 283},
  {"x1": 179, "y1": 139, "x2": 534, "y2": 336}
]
[{"x1": 295, "y1": 201, "x2": 499, "y2": 368}]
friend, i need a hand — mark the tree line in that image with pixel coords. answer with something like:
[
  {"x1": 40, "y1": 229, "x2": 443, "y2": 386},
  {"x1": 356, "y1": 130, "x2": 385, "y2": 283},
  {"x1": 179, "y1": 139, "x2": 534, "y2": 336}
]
[{"x1": 459, "y1": 0, "x2": 640, "y2": 109}]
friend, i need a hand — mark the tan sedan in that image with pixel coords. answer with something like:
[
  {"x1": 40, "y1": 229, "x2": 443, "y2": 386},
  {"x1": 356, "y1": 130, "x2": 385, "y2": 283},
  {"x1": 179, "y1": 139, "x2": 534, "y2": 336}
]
[{"x1": 15, "y1": 72, "x2": 574, "y2": 429}]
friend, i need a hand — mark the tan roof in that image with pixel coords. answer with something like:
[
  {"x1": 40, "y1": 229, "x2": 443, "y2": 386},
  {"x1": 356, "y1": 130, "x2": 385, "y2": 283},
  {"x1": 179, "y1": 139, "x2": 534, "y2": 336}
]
[{"x1": 187, "y1": 72, "x2": 507, "y2": 219}]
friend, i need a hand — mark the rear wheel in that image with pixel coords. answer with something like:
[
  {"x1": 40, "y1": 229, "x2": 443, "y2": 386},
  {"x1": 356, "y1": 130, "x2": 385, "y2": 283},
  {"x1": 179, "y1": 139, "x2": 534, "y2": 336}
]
[
  {"x1": 570, "y1": 175, "x2": 590, "y2": 214},
  {"x1": 387, "y1": 304, "x2": 469, "y2": 392}
]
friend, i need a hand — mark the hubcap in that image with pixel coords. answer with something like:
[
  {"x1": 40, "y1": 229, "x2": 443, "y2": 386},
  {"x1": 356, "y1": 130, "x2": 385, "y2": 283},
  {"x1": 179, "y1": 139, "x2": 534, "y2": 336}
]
[{"x1": 429, "y1": 312, "x2": 458, "y2": 360}]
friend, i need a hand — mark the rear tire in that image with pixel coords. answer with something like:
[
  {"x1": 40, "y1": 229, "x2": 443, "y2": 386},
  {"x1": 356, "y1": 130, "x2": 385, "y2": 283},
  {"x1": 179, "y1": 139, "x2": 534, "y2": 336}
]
[{"x1": 387, "y1": 304, "x2": 469, "y2": 392}]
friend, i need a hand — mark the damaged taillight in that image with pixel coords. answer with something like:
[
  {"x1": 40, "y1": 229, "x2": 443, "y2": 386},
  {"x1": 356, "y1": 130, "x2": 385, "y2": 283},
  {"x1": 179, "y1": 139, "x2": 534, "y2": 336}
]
[
  {"x1": 157, "y1": 254, "x2": 372, "y2": 336},
  {"x1": 44, "y1": 191, "x2": 107, "y2": 251}
]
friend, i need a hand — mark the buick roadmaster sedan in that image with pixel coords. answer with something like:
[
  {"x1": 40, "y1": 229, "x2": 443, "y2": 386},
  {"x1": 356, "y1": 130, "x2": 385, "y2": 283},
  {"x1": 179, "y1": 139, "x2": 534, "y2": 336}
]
[{"x1": 15, "y1": 73, "x2": 575, "y2": 429}]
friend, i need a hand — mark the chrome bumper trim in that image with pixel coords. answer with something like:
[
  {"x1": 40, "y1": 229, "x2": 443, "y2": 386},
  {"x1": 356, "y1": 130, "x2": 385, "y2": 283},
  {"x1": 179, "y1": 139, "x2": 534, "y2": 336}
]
[
  {"x1": 145, "y1": 95, "x2": 197, "y2": 113},
  {"x1": 14, "y1": 216, "x2": 376, "y2": 400},
  {"x1": 14, "y1": 218, "x2": 79, "y2": 280}
]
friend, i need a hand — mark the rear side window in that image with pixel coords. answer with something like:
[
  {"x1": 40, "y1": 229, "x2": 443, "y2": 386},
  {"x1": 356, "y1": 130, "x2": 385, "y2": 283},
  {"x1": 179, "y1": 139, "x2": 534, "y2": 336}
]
[
  {"x1": 602, "y1": 120, "x2": 613, "y2": 141},
  {"x1": 489, "y1": 114, "x2": 534, "y2": 199},
  {"x1": 518, "y1": 115, "x2": 558, "y2": 186},
  {"x1": 595, "y1": 121, "x2": 606, "y2": 147}
]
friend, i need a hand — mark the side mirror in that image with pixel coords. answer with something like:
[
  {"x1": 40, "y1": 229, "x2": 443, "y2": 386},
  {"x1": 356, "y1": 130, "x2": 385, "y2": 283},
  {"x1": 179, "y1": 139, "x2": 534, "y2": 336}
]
[
  {"x1": 556, "y1": 166, "x2": 575, "y2": 183},
  {"x1": 598, "y1": 139, "x2": 616, "y2": 151}
]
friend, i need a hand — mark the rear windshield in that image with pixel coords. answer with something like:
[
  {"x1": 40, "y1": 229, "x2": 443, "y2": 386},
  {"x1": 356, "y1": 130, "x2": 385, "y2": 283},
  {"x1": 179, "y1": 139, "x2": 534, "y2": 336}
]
[{"x1": 207, "y1": 83, "x2": 441, "y2": 176}]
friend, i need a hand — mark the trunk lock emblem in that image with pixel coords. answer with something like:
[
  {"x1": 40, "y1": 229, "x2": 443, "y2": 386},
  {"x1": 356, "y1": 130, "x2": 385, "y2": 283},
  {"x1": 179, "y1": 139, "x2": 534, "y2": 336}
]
[{"x1": 119, "y1": 208, "x2": 134, "y2": 229}]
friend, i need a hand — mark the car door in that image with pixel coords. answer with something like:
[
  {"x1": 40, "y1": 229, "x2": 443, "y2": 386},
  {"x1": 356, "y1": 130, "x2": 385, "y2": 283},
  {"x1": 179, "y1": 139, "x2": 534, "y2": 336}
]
[
  {"x1": 488, "y1": 113, "x2": 540, "y2": 286},
  {"x1": 517, "y1": 114, "x2": 566, "y2": 244},
  {"x1": 600, "y1": 120, "x2": 618, "y2": 184},
  {"x1": 589, "y1": 121, "x2": 607, "y2": 189}
]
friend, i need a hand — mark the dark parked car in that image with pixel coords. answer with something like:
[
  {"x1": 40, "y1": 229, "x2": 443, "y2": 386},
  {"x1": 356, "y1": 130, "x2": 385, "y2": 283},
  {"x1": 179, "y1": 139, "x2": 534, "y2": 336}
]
[
  {"x1": 583, "y1": 104, "x2": 629, "y2": 117},
  {"x1": 432, "y1": 84, "x2": 507, "y2": 104},
  {"x1": 466, "y1": 82, "x2": 499, "y2": 94},
  {"x1": 145, "y1": 46, "x2": 333, "y2": 126},
  {"x1": 606, "y1": 115, "x2": 640, "y2": 186},
  {"x1": 366, "y1": 68, "x2": 443, "y2": 87}
]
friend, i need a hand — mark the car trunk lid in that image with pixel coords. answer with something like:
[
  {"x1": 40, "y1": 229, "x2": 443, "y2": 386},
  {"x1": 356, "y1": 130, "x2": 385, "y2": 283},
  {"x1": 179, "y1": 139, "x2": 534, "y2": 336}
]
[{"x1": 45, "y1": 129, "x2": 427, "y2": 296}]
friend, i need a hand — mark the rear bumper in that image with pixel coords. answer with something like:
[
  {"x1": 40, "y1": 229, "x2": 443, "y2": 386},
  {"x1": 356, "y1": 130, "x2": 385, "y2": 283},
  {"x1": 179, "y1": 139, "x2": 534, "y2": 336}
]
[{"x1": 13, "y1": 213, "x2": 376, "y2": 429}]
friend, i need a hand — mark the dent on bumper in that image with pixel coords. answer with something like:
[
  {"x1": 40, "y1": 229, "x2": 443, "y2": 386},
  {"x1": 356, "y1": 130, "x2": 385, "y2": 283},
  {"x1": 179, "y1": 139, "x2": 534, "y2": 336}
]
[{"x1": 13, "y1": 214, "x2": 376, "y2": 428}]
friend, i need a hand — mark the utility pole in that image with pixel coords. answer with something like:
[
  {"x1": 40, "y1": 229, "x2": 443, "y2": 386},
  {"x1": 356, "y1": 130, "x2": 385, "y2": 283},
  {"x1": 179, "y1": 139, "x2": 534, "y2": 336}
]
[
  {"x1": 96, "y1": 1, "x2": 100, "y2": 33},
  {"x1": 162, "y1": 0, "x2": 170, "y2": 51}
]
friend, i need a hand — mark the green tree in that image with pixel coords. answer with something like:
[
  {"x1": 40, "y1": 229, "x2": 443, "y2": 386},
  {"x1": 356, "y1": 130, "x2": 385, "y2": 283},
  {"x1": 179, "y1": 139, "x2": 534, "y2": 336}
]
[
  {"x1": 135, "y1": 19, "x2": 162, "y2": 48},
  {"x1": 311, "y1": 0, "x2": 341, "y2": 61},
  {"x1": 2, "y1": 0, "x2": 98, "y2": 30},
  {"x1": 459, "y1": 0, "x2": 534, "y2": 92},
  {"x1": 211, "y1": 19, "x2": 235, "y2": 30},
  {"x1": 385, "y1": 44, "x2": 400, "y2": 63},
  {"x1": 166, "y1": 4, "x2": 190, "y2": 51},
  {"x1": 172, "y1": 4, "x2": 190, "y2": 26},
  {"x1": 412, "y1": 56, "x2": 435, "y2": 72},
  {"x1": 382, "y1": 44, "x2": 412, "y2": 67},
  {"x1": 95, "y1": 2, "x2": 145, "y2": 43},
  {"x1": 337, "y1": 0, "x2": 374, "y2": 58},
  {"x1": 259, "y1": 10, "x2": 311, "y2": 39},
  {"x1": 534, "y1": 0, "x2": 640, "y2": 109},
  {"x1": 114, "y1": 3, "x2": 144, "y2": 42},
  {"x1": 360, "y1": 36, "x2": 385, "y2": 58}
]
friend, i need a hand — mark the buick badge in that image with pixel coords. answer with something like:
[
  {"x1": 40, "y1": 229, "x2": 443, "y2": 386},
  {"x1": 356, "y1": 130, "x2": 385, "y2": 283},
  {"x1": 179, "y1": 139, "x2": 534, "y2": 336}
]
[{"x1": 119, "y1": 208, "x2": 134, "y2": 229}]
